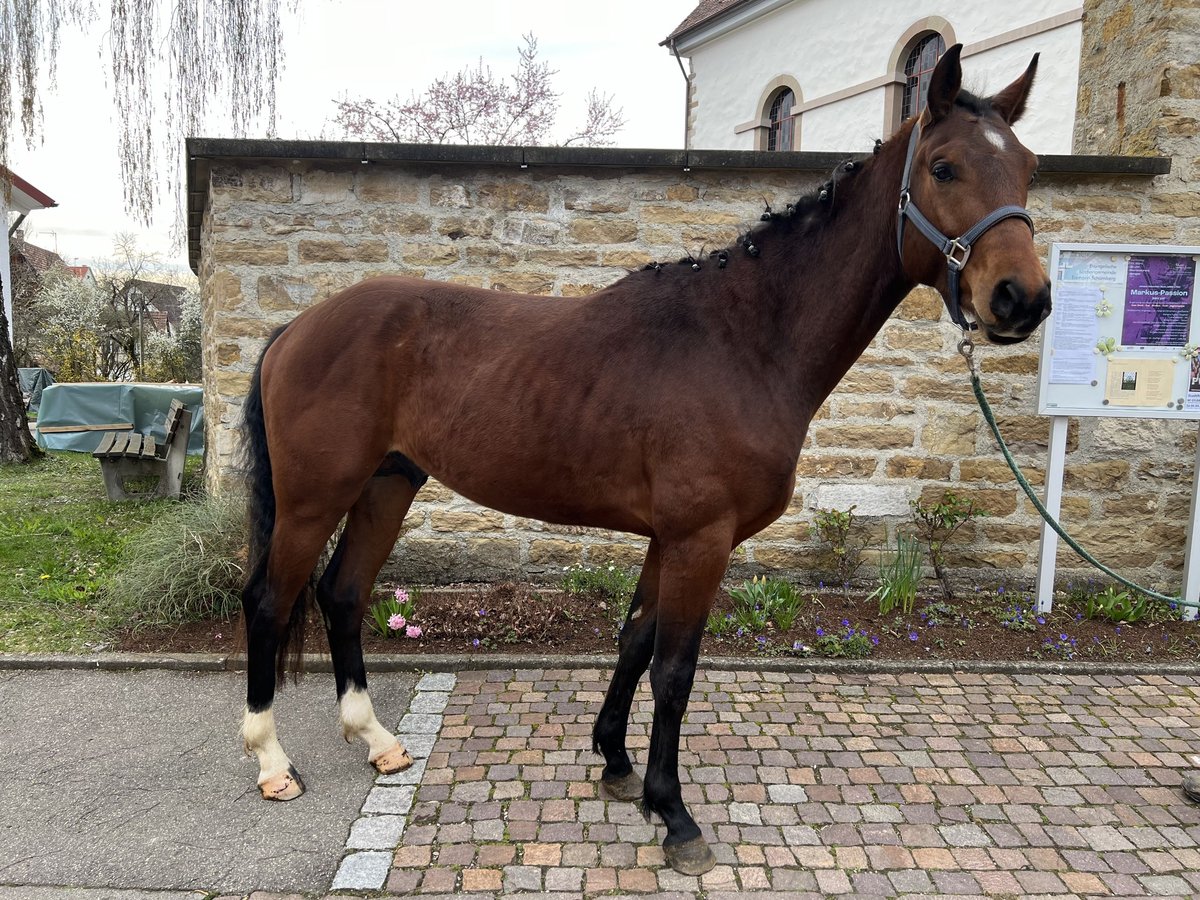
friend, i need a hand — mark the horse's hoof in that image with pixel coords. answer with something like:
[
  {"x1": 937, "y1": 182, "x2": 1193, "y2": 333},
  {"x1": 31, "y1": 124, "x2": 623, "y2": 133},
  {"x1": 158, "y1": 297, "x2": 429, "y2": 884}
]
[
  {"x1": 600, "y1": 770, "x2": 644, "y2": 801},
  {"x1": 664, "y1": 836, "x2": 716, "y2": 876},
  {"x1": 260, "y1": 765, "x2": 305, "y2": 801},
  {"x1": 371, "y1": 744, "x2": 413, "y2": 775},
  {"x1": 1183, "y1": 771, "x2": 1200, "y2": 803}
]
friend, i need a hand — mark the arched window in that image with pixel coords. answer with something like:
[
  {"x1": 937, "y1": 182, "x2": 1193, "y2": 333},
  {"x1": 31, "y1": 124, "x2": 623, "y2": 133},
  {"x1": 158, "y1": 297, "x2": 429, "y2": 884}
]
[
  {"x1": 767, "y1": 89, "x2": 797, "y2": 151},
  {"x1": 901, "y1": 33, "x2": 946, "y2": 121}
]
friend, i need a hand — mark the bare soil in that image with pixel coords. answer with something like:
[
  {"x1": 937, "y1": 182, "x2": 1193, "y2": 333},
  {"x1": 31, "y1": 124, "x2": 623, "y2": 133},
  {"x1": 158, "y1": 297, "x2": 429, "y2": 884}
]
[{"x1": 116, "y1": 581, "x2": 1200, "y2": 666}]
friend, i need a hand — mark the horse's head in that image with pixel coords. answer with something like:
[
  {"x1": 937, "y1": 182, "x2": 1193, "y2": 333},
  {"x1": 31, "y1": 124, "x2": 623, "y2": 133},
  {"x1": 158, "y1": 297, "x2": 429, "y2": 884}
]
[{"x1": 898, "y1": 45, "x2": 1050, "y2": 344}]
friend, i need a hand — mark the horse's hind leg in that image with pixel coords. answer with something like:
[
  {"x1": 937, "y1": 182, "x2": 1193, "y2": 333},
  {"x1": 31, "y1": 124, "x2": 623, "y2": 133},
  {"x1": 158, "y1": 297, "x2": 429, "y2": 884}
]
[
  {"x1": 317, "y1": 465, "x2": 423, "y2": 774},
  {"x1": 242, "y1": 512, "x2": 342, "y2": 801},
  {"x1": 594, "y1": 539, "x2": 660, "y2": 801}
]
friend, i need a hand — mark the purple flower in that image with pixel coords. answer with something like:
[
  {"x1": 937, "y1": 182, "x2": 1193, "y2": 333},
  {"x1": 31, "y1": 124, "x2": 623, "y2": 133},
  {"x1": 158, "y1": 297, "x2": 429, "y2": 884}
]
[
  {"x1": 388, "y1": 613, "x2": 406, "y2": 631},
  {"x1": 909, "y1": 632, "x2": 918, "y2": 641},
  {"x1": 472, "y1": 638, "x2": 480, "y2": 648},
  {"x1": 406, "y1": 624, "x2": 423, "y2": 639},
  {"x1": 394, "y1": 588, "x2": 409, "y2": 603},
  {"x1": 815, "y1": 627, "x2": 825, "y2": 637},
  {"x1": 871, "y1": 636, "x2": 880, "y2": 646}
]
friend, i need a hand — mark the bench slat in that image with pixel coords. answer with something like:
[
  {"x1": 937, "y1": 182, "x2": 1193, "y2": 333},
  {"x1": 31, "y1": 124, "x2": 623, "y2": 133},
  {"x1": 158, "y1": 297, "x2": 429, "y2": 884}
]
[
  {"x1": 111, "y1": 432, "x2": 131, "y2": 456},
  {"x1": 141, "y1": 435, "x2": 157, "y2": 459},
  {"x1": 163, "y1": 400, "x2": 185, "y2": 445},
  {"x1": 93, "y1": 432, "x2": 117, "y2": 458}
]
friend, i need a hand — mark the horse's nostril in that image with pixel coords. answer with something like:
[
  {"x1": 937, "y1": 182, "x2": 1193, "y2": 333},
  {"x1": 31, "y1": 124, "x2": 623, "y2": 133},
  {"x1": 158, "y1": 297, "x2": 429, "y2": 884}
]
[
  {"x1": 991, "y1": 280, "x2": 1020, "y2": 321},
  {"x1": 1038, "y1": 281, "x2": 1052, "y2": 319}
]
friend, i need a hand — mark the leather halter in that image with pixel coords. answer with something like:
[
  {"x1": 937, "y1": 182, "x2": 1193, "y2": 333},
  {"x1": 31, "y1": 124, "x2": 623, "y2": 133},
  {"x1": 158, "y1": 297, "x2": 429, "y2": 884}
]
[{"x1": 896, "y1": 118, "x2": 1034, "y2": 331}]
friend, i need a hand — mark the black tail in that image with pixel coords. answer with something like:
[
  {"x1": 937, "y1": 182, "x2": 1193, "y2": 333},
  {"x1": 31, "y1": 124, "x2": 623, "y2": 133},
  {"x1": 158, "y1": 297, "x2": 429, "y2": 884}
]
[{"x1": 240, "y1": 324, "x2": 313, "y2": 683}]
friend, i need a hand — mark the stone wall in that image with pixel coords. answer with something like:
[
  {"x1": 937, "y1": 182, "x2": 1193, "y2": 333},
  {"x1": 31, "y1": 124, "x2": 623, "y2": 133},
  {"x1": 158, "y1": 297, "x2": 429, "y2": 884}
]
[{"x1": 194, "y1": 134, "x2": 1197, "y2": 594}]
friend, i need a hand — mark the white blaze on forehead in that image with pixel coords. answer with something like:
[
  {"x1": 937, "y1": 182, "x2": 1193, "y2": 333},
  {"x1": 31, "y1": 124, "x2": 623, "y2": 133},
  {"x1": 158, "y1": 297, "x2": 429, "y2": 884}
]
[{"x1": 982, "y1": 125, "x2": 1007, "y2": 151}]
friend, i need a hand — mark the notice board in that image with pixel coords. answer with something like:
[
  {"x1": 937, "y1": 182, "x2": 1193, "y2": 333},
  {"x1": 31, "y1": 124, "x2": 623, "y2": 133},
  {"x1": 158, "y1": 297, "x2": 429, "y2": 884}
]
[{"x1": 1037, "y1": 243, "x2": 1200, "y2": 419}]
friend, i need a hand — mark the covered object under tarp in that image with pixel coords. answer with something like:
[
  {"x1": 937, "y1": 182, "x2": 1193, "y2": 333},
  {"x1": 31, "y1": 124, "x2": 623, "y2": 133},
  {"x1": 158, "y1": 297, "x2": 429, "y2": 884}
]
[
  {"x1": 35, "y1": 383, "x2": 205, "y2": 454},
  {"x1": 18, "y1": 367, "x2": 55, "y2": 411}
]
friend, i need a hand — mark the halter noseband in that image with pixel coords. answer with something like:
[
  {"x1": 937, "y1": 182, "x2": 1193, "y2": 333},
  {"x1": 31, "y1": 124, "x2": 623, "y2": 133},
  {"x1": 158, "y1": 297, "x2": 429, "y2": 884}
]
[{"x1": 896, "y1": 118, "x2": 1034, "y2": 331}]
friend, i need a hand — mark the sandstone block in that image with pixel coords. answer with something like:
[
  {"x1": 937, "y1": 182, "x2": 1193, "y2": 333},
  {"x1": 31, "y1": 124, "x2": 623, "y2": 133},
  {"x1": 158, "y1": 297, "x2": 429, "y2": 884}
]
[
  {"x1": 298, "y1": 240, "x2": 388, "y2": 264},
  {"x1": 1063, "y1": 460, "x2": 1130, "y2": 491},
  {"x1": 640, "y1": 206, "x2": 741, "y2": 225},
  {"x1": 477, "y1": 182, "x2": 550, "y2": 212},
  {"x1": 215, "y1": 370, "x2": 253, "y2": 396},
  {"x1": 894, "y1": 287, "x2": 944, "y2": 321},
  {"x1": 527, "y1": 540, "x2": 586, "y2": 566},
  {"x1": 357, "y1": 172, "x2": 422, "y2": 204},
  {"x1": 257, "y1": 275, "x2": 317, "y2": 311},
  {"x1": 492, "y1": 273, "x2": 555, "y2": 295},
  {"x1": 600, "y1": 250, "x2": 657, "y2": 269},
  {"x1": 568, "y1": 218, "x2": 638, "y2": 244},
  {"x1": 587, "y1": 542, "x2": 647, "y2": 569},
  {"x1": 402, "y1": 243, "x2": 461, "y2": 266},
  {"x1": 431, "y1": 510, "x2": 505, "y2": 532},
  {"x1": 221, "y1": 242, "x2": 289, "y2": 266},
  {"x1": 299, "y1": 170, "x2": 354, "y2": 204},
  {"x1": 922, "y1": 412, "x2": 977, "y2": 455},
  {"x1": 463, "y1": 538, "x2": 521, "y2": 570},
  {"x1": 207, "y1": 270, "x2": 244, "y2": 311},
  {"x1": 366, "y1": 210, "x2": 433, "y2": 235},
  {"x1": 564, "y1": 190, "x2": 630, "y2": 213},
  {"x1": 795, "y1": 454, "x2": 878, "y2": 478},
  {"x1": 437, "y1": 215, "x2": 496, "y2": 239},
  {"x1": 814, "y1": 424, "x2": 916, "y2": 450},
  {"x1": 884, "y1": 456, "x2": 953, "y2": 479}
]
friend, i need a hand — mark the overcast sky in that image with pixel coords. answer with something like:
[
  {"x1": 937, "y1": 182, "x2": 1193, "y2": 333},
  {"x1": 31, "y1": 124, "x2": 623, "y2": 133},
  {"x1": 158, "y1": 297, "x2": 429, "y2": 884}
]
[{"x1": 10, "y1": 0, "x2": 697, "y2": 273}]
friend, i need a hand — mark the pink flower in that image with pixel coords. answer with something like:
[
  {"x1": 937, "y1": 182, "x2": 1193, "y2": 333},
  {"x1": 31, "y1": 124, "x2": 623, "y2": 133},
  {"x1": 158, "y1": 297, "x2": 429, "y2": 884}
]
[
  {"x1": 394, "y1": 588, "x2": 409, "y2": 603},
  {"x1": 388, "y1": 613, "x2": 406, "y2": 631},
  {"x1": 405, "y1": 624, "x2": 423, "y2": 639}
]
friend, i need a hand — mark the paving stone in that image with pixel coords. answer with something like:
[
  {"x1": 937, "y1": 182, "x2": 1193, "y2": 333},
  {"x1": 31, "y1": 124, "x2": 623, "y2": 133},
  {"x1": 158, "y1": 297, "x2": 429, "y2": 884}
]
[
  {"x1": 330, "y1": 850, "x2": 391, "y2": 890},
  {"x1": 346, "y1": 815, "x2": 406, "y2": 849}
]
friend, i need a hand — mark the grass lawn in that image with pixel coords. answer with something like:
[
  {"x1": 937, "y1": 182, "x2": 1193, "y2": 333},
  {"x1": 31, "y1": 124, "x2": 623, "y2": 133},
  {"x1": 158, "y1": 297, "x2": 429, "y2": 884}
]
[{"x1": 0, "y1": 451, "x2": 202, "y2": 652}]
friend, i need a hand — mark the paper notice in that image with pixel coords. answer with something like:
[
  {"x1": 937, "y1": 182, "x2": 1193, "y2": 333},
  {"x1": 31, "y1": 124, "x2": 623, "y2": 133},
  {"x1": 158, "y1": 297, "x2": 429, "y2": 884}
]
[
  {"x1": 1058, "y1": 250, "x2": 1123, "y2": 284},
  {"x1": 1049, "y1": 284, "x2": 1101, "y2": 385},
  {"x1": 1104, "y1": 358, "x2": 1175, "y2": 407}
]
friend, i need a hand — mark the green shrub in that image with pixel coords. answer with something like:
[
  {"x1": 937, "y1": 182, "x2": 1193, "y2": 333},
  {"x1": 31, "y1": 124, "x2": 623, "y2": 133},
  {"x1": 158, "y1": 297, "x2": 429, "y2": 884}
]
[
  {"x1": 812, "y1": 506, "x2": 866, "y2": 595},
  {"x1": 106, "y1": 493, "x2": 247, "y2": 626},
  {"x1": 726, "y1": 576, "x2": 806, "y2": 632}
]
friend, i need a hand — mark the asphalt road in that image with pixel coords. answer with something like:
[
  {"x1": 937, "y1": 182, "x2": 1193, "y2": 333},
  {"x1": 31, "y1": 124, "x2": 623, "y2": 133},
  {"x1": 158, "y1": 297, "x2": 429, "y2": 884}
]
[{"x1": 0, "y1": 668, "x2": 417, "y2": 895}]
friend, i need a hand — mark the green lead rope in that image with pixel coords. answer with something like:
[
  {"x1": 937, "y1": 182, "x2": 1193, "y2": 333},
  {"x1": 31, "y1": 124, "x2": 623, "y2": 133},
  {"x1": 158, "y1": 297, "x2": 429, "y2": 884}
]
[{"x1": 968, "y1": 366, "x2": 1199, "y2": 611}]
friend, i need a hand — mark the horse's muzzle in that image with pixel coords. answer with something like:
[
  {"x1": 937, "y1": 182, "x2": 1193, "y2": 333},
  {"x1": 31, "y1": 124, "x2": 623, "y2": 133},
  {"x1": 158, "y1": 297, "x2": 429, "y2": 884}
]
[{"x1": 987, "y1": 279, "x2": 1052, "y2": 342}]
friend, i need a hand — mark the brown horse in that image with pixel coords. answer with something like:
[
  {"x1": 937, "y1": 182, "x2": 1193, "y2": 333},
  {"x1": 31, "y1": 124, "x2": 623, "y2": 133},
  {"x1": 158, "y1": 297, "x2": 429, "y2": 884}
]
[{"x1": 239, "y1": 46, "x2": 1049, "y2": 874}]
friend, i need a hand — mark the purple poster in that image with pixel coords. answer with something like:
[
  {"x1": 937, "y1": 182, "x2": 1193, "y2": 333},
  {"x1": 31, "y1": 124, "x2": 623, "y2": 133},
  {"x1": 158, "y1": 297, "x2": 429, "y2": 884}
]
[{"x1": 1121, "y1": 254, "x2": 1197, "y2": 347}]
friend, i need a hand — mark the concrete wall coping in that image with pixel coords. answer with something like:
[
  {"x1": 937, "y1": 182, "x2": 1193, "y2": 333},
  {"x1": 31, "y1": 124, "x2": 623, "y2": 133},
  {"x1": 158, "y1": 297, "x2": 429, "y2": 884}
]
[{"x1": 185, "y1": 137, "x2": 1170, "y2": 272}]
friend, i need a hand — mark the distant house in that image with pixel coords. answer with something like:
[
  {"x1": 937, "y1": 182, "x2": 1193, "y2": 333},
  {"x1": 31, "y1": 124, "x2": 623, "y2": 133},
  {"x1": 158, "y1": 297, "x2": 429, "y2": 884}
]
[
  {"x1": 0, "y1": 171, "x2": 57, "y2": 342},
  {"x1": 127, "y1": 279, "x2": 188, "y2": 335}
]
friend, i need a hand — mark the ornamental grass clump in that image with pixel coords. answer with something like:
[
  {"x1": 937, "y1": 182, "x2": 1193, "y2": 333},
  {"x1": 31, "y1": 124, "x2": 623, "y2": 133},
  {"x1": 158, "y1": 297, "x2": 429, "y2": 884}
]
[
  {"x1": 869, "y1": 534, "x2": 923, "y2": 616},
  {"x1": 106, "y1": 492, "x2": 246, "y2": 626}
]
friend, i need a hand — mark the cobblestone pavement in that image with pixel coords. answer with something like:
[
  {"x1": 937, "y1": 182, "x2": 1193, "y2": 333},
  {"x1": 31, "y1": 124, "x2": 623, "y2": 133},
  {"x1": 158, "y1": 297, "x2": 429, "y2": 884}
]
[{"x1": 369, "y1": 667, "x2": 1200, "y2": 899}]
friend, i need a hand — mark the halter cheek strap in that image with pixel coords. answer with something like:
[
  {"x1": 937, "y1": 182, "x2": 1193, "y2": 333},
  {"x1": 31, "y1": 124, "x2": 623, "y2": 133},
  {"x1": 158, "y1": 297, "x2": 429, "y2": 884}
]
[{"x1": 896, "y1": 120, "x2": 1034, "y2": 331}]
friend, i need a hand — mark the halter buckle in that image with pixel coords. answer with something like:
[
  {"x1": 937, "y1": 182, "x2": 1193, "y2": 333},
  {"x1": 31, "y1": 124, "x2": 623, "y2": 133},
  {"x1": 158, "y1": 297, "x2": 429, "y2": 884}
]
[
  {"x1": 898, "y1": 190, "x2": 910, "y2": 214},
  {"x1": 945, "y1": 239, "x2": 971, "y2": 271}
]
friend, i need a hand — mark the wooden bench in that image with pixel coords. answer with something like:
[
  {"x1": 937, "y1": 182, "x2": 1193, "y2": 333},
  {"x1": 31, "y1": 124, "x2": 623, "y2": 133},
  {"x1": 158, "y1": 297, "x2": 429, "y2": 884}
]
[{"x1": 92, "y1": 399, "x2": 192, "y2": 500}]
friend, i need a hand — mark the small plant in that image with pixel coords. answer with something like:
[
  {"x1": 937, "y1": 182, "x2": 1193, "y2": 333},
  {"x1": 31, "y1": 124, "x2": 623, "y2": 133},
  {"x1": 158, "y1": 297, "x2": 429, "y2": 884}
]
[
  {"x1": 368, "y1": 588, "x2": 421, "y2": 638},
  {"x1": 994, "y1": 592, "x2": 1044, "y2": 631},
  {"x1": 1041, "y1": 632, "x2": 1078, "y2": 660},
  {"x1": 869, "y1": 534, "x2": 923, "y2": 616},
  {"x1": 805, "y1": 621, "x2": 878, "y2": 659},
  {"x1": 727, "y1": 576, "x2": 806, "y2": 632},
  {"x1": 707, "y1": 610, "x2": 736, "y2": 637},
  {"x1": 910, "y1": 491, "x2": 983, "y2": 601},
  {"x1": 812, "y1": 506, "x2": 866, "y2": 596},
  {"x1": 562, "y1": 562, "x2": 638, "y2": 626},
  {"x1": 1073, "y1": 583, "x2": 1151, "y2": 625}
]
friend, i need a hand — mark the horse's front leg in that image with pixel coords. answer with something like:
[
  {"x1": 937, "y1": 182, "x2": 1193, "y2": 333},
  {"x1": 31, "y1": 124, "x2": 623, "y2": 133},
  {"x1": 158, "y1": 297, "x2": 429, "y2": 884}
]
[
  {"x1": 642, "y1": 525, "x2": 732, "y2": 876},
  {"x1": 317, "y1": 475, "x2": 420, "y2": 774},
  {"x1": 594, "y1": 539, "x2": 660, "y2": 800}
]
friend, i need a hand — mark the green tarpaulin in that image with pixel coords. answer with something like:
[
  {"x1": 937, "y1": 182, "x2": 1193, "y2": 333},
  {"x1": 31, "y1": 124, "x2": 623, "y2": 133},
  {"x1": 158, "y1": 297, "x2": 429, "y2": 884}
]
[
  {"x1": 18, "y1": 367, "x2": 55, "y2": 411},
  {"x1": 35, "y1": 383, "x2": 205, "y2": 454}
]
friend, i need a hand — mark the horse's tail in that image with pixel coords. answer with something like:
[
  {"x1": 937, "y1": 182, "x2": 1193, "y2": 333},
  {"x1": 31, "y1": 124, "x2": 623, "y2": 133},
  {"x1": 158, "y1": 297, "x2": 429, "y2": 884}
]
[{"x1": 241, "y1": 324, "x2": 312, "y2": 682}]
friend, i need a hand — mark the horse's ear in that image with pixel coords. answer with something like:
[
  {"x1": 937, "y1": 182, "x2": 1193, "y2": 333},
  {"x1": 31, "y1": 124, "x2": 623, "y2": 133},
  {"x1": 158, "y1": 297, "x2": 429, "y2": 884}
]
[
  {"x1": 990, "y1": 53, "x2": 1039, "y2": 124},
  {"x1": 924, "y1": 43, "x2": 963, "y2": 124}
]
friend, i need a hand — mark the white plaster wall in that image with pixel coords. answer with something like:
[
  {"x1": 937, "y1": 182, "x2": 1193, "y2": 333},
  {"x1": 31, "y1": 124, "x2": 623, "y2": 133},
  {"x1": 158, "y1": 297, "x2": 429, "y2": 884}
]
[{"x1": 682, "y1": 0, "x2": 1082, "y2": 154}]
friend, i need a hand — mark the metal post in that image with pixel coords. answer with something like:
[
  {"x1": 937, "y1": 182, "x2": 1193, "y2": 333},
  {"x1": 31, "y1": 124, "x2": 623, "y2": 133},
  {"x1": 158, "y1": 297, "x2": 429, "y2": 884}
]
[
  {"x1": 1035, "y1": 416, "x2": 1069, "y2": 613},
  {"x1": 1178, "y1": 421, "x2": 1200, "y2": 621}
]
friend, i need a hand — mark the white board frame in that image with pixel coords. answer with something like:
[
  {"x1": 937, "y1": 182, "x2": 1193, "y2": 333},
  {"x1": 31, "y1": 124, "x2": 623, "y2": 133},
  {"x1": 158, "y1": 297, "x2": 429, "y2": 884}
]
[
  {"x1": 1037, "y1": 242, "x2": 1200, "y2": 420},
  {"x1": 1034, "y1": 243, "x2": 1200, "y2": 621}
]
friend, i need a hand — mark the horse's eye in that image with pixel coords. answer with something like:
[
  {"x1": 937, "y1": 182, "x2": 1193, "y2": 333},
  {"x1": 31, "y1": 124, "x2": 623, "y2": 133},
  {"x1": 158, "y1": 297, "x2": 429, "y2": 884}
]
[{"x1": 932, "y1": 163, "x2": 954, "y2": 183}]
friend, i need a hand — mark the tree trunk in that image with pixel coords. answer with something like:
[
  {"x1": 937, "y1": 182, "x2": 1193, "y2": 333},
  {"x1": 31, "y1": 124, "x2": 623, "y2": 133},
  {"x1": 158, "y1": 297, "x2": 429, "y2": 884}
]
[{"x1": 0, "y1": 296, "x2": 38, "y2": 464}]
